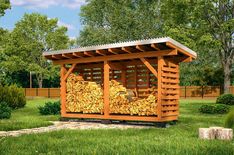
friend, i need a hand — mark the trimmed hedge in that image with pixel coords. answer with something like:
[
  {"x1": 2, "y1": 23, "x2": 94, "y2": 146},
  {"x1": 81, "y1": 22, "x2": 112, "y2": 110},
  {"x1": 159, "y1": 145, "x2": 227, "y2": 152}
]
[
  {"x1": 199, "y1": 104, "x2": 230, "y2": 114},
  {"x1": 0, "y1": 102, "x2": 11, "y2": 119},
  {"x1": 224, "y1": 109, "x2": 234, "y2": 129},
  {"x1": 38, "y1": 101, "x2": 60, "y2": 115},
  {"x1": 0, "y1": 85, "x2": 26, "y2": 109},
  {"x1": 216, "y1": 94, "x2": 234, "y2": 105}
]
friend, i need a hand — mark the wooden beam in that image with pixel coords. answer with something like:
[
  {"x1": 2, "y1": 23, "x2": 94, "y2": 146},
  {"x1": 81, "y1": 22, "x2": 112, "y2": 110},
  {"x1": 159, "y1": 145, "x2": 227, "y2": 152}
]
[
  {"x1": 151, "y1": 43, "x2": 161, "y2": 51},
  {"x1": 63, "y1": 63, "x2": 77, "y2": 81},
  {"x1": 140, "y1": 58, "x2": 158, "y2": 78},
  {"x1": 84, "y1": 51, "x2": 95, "y2": 57},
  {"x1": 96, "y1": 50, "x2": 106, "y2": 56},
  {"x1": 104, "y1": 60, "x2": 110, "y2": 117},
  {"x1": 166, "y1": 42, "x2": 196, "y2": 58},
  {"x1": 53, "y1": 49, "x2": 177, "y2": 65},
  {"x1": 60, "y1": 64, "x2": 67, "y2": 116}
]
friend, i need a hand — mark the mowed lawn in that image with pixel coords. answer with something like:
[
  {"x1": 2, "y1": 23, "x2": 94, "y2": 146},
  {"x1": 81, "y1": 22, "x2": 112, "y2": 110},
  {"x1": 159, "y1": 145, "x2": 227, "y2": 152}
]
[
  {"x1": 0, "y1": 98, "x2": 234, "y2": 155},
  {"x1": 0, "y1": 98, "x2": 60, "y2": 131}
]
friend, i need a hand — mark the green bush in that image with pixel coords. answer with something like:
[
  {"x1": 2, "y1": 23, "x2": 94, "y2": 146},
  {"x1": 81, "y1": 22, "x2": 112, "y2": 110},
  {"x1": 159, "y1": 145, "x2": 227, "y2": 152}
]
[
  {"x1": 199, "y1": 104, "x2": 230, "y2": 114},
  {"x1": 224, "y1": 109, "x2": 234, "y2": 129},
  {"x1": 38, "y1": 101, "x2": 60, "y2": 115},
  {"x1": 0, "y1": 102, "x2": 11, "y2": 119},
  {"x1": 216, "y1": 94, "x2": 234, "y2": 105},
  {"x1": 0, "y1": 85, "x2": 26, "y2": 109}
]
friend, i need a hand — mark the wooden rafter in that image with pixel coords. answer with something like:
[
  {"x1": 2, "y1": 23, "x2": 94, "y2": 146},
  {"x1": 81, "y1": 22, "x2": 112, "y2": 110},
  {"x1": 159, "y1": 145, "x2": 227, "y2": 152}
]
[
  {"x1": 121, "y1": 47, "x2": 132, "y2": 53},
  {"x1": 52, "y1": 55, "x2": 62, "y2": 59},
  {"x1": 140, "y1": 58, "x2": 158, "y2": 78},
  {"x1": 96, "y1": 50, "x2": 106, "y2": 56},
  {"x1": 136, "y1": 45, "x2": 154, "y2": 52},
  {"x1": 108, "y1": 48, "x2": 118, "y2": 55},
  {"x1": 73, "y1": 52, "x2": 84, "y2": 58},
  {"x1": 54, "y1": 49, "x2": 177, "y2": 65},
  {"x1": 62, "y1": 54, "x2": 74, "y2": 59},
  {"x1": 151, "y1": 43, "x2": 161, "y2": 51},
  {"x1": 84, "y1": 51, "x2": 95, "y2": 57}
]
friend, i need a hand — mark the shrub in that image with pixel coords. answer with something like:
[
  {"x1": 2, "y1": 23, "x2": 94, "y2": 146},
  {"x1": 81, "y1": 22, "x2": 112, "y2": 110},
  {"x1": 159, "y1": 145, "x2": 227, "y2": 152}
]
[
  {"x1": 224, "y1": 109, "x2": 234, "y2": 129},
  {"x1": 38, "y1": 101, "x2": 60, "y2": 115},
  {"x1": 199, "y1": 104, "x2": 230, "y2": 114},
  {"x1": 0, "y1": 85, "x2": 26, "y2": 109},
  {"x1": 216, "y1": 94, "x2": 234, "y2": 105},
  {"x1": 0, "y1": 102, "x2": 11, "y2": 119}
]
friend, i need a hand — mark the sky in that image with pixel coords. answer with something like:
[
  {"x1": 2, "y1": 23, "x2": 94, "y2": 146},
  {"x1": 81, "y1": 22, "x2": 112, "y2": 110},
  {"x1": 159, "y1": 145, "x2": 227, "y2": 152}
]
[{"x1": 0, "y1": 0, "x2": 87, "y2": 39}]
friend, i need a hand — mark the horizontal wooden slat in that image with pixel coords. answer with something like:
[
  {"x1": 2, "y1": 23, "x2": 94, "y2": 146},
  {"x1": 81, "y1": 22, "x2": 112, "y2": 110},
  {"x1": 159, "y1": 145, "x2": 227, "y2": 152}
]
[
  {"x1": 162, "y1": 95, "x2": 180, "y2": 100},
  {"x1": 161, "y1": 72, "x2": 179, "y2": 78},
  {"x1": 162, "y1": 78, "x2": 179, "y2": 84},
  {"x1": 162, "y1": 84, "x2": 180, "y2": 89},
  {"x1": 161, "y1": 111, "x2": 179, "y2": 117},
  {"x1": 162, "y1": 67, "x2": 178, "y2": 73},
  {"x1": 162, "y1": 105, "x2": 179, "y2": 111},
  {"x1": 161, "y1": 100, "x2": 178, "y2": 106}
]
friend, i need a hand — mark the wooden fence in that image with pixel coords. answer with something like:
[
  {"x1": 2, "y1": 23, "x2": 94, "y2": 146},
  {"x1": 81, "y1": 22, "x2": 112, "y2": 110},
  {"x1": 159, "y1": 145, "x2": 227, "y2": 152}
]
[{"x1": 24, "y1": 86, "x2": 234, "y2": 98}]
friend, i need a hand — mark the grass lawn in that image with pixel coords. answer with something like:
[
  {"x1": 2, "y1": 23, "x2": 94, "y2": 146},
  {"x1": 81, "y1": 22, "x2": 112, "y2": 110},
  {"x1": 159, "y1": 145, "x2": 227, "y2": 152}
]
[
  {"x1": 0, "y1": 99, "x2": 234, "y2": 155},
  {"x1": 0, "y1": 98, "x2": 60, "y2": 131}
]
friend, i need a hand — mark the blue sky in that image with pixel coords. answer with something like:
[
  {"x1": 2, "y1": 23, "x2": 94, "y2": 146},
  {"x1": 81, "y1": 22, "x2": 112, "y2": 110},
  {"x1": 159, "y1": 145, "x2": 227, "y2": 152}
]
[{"x1": 0, "y1": 0, "x2": 86, "y2": 39}]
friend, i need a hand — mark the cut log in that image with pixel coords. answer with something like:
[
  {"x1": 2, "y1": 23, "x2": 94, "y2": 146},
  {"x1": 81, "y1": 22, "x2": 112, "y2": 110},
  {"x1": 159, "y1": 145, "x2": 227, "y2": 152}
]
[
  {"x1": 216, "y1": 128, "x2": 233, "y2": 140},
  {"x1": 199, "y1": 128, "x2": 215, "y2": 139}
]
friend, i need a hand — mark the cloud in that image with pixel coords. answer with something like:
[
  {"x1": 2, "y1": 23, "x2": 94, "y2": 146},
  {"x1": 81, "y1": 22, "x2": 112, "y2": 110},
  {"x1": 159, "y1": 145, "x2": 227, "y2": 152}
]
[
  {"x1": 57, "y1": 20, "x2": 75, "y2": 30},
  {"x1": 10, "y1": 0, "x2": 86, "y2": 9}
]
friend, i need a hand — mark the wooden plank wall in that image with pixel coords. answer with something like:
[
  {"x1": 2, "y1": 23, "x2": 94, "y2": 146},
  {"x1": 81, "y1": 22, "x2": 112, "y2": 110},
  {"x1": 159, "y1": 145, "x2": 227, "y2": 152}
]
[{"x1": 160, "y1": 60, "x2": 180, "y2": 120}]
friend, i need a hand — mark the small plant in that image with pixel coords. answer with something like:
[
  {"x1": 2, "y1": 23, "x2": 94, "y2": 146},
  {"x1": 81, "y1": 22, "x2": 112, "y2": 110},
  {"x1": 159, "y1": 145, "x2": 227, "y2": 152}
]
[
  {"x1": 38, "y1": 101, "x2": 60, "y2": 115},
  {"x1": 216, "y1": 94, "x2": 234, "y2": 105},
  {"x1": 224, "y1": 109, "x2": 234, "y2": 129},
  {"x1": 0, "y1": 85, "x2": 26, "y2": 109},
  {"x1": 199, "y1": 104, "x2": 230, "y2": 114},
  {"x1": 0, "y1": 102, "x2": 11, "y2": 119}
]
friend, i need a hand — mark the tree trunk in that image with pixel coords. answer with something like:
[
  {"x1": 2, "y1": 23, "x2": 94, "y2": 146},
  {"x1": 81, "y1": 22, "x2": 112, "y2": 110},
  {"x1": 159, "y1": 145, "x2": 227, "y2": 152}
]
[
  {"x1": 36, "y1": 73, "x2": 43, "y2": 88},
  {"x1": 223, "y1": 61, "x2": 231, "y2": 94},
  {"x1": 38, "y1": 79, "x2": 43, "y2": 88}
]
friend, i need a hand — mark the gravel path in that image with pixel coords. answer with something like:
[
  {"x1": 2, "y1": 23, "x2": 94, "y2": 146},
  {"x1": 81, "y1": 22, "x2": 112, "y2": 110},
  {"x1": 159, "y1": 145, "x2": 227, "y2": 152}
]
[{"x1": 0, "y1": 121, "x2": 152, "y2": 137}]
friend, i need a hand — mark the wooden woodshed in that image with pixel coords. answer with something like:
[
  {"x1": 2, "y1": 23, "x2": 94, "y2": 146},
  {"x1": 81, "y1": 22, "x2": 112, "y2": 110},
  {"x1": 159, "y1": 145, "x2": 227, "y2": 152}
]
[{"x1": 43, "y1": 37, "x2": 197, "y2": 123}]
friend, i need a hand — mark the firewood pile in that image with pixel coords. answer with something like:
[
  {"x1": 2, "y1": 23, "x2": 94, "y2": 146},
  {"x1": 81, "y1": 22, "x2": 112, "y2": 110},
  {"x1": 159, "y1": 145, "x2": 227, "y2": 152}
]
[
  {"x1": 66, "y1": 74, "x2": 157, "y2": 116},
  {"x1": 66, "y1": 74, "x2": 104, "y2": 114}
]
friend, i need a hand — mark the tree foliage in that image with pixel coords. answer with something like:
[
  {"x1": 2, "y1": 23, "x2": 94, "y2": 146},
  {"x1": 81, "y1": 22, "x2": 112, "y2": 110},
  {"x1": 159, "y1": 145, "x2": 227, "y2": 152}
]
[
  {"x1": 0, "y1": 0, "x2": 10, "y2": 17},
  {"x1": 1, "y1": 13, "x2": 69, "y2": 87}
]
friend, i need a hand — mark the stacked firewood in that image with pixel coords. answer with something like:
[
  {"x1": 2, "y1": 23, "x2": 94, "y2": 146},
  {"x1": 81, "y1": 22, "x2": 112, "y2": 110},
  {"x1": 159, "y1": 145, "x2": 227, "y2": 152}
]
[
  {"x1": 66, "y1": 74, "x2": 104, "y2": 114},
  {"x1": 66, "y1": 74, "x2": 157, "y2": 116}
]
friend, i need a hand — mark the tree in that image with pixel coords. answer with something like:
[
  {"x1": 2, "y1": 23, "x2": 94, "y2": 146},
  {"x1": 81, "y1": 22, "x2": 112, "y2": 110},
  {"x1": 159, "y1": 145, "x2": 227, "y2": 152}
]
[
  {"x1": 197, "y1": 0, "x2": 234, "y2": 93},
  {"x1": 0, "y1": 0, "x2": 10, "y2": 17},
  {"x1": 2, "y1": 13, "x2": 69, "y2": 88}
]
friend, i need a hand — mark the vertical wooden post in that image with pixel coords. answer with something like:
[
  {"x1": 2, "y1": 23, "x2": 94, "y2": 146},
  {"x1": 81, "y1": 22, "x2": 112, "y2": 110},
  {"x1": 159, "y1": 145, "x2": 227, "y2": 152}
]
[
  {"x1": 60, "y1": 64, "x2": 67, "y2": 116},
  {"x1": 104, "y1": 60, "x2": 110, "y2": 118},
  {"x1": 157, "y1": 57, "x2": 163, "y2": 120}
]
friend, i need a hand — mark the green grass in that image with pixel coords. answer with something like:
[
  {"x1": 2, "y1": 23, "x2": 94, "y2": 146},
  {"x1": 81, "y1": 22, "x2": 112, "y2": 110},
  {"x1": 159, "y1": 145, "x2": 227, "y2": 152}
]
[
  {"x1": 0, "y1": 99, "x2": 234, "y2": 155},
  {"x1": 0, "y1": 98, "x2": 60, "y2": 131}
]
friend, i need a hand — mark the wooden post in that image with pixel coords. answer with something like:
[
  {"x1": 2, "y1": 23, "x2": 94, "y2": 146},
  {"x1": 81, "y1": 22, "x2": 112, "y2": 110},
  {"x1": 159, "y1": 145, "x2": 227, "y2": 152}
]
[
  {"x1": 60, "y1": 64, "x2": 67, "y2": 116},
  {"x1": 157, "y1": 57, "x2": 163, "y2": 120},
  {"x1": 104, "y1": 60, "x2": 110, "y2": 118}
]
